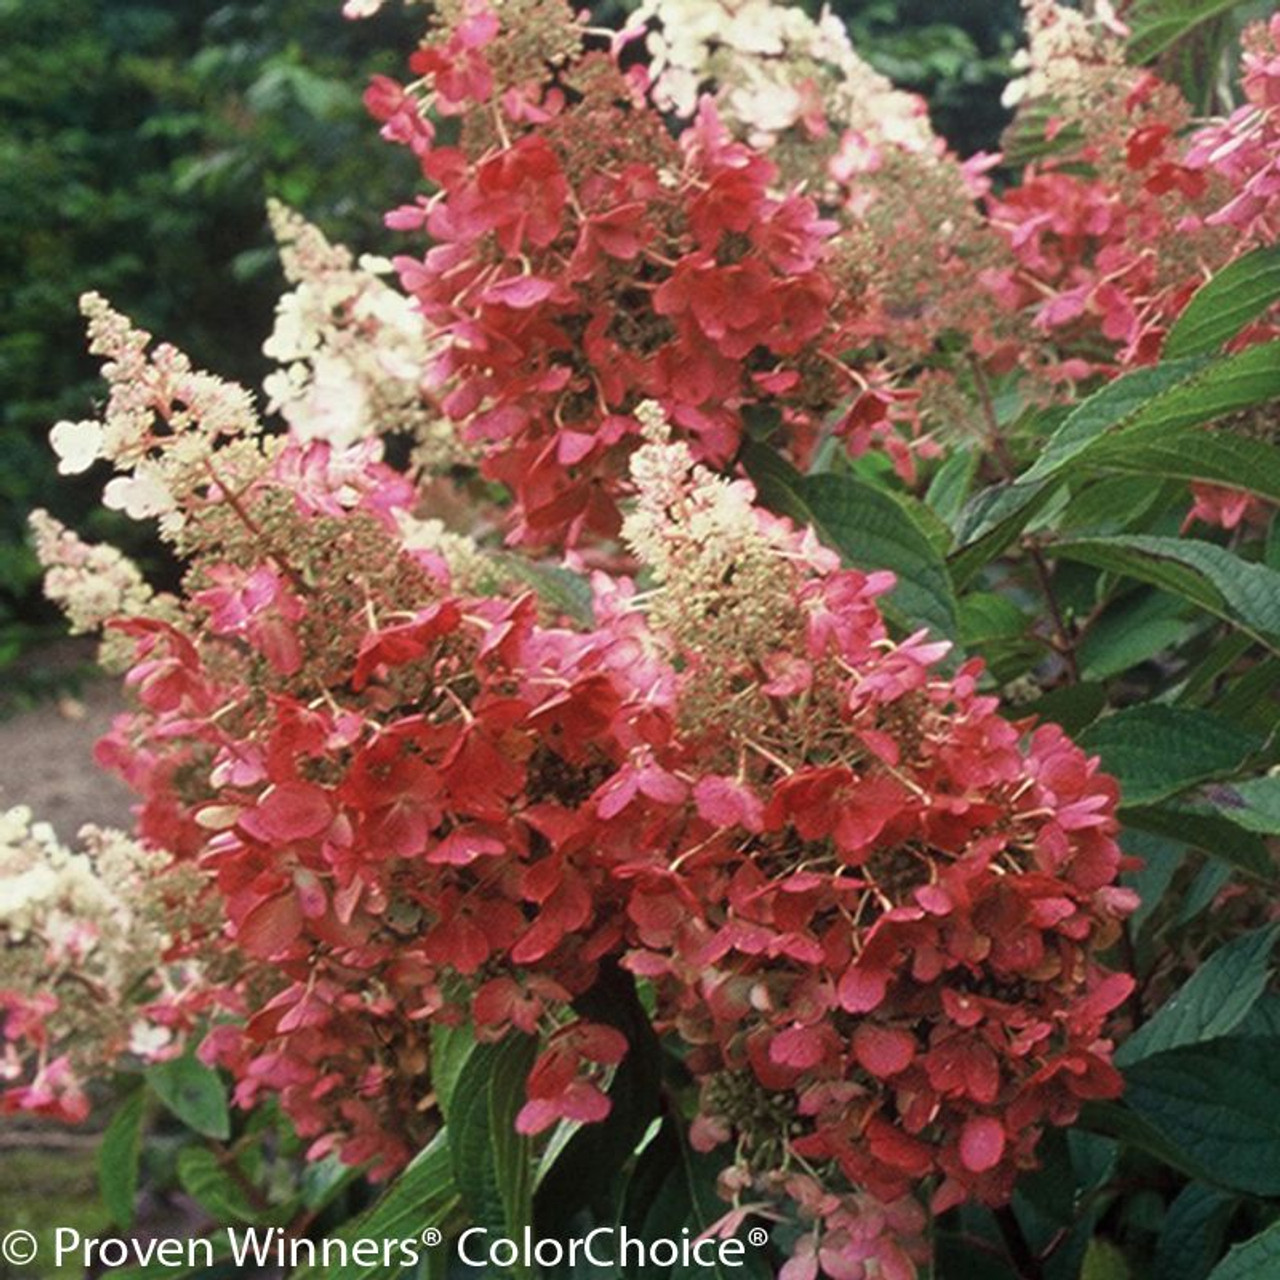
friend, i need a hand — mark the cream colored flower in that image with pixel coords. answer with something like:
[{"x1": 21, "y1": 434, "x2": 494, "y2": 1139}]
[{"x1": 49, "y1": 419, "x2": 103, "y2": 475}]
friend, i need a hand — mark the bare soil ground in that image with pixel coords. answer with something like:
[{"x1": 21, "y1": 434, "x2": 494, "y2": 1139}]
[{"x1": 0, "y1": 653, "x2": 135, "y2": 839}]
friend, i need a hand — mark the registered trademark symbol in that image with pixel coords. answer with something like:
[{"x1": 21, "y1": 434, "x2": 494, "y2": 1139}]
[
  {"x1": 747, "y1": 1227, "x2": 768, "y2": 1248},
  {"x1": 421, "y1": 1227, "x2": 443, "y2": 1247}
]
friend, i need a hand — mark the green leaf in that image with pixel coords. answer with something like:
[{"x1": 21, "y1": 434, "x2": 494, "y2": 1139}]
[
  {"x1": 1122, "y1": 830, "x2": 1185, "y2": 935},
  {"x1": 1017, "y1": 683, "x2": 1108, "y2": 736},
  {"x1": 1215, "y1": 657, "x2": 1280, "y2": 731},
  {"x1": 1077, "y1": 1100, "x2": 1216, "y2": 1184},
  {"x1": 624, "y1": 1122, "x2": 772, "y2": 1280},
  {"x1": 1079, "y1": 590, "x2": 1194, "y2": 681},
  {"x1": 1089, "y1": 428, "x2": 1280, "y2": 507},
  {"x1": 1124, "y1": 1037, "x2": 1280, "y2": 1195},
  {"x1": 958, "y1": 593, "x2": 1040, "y2": 680},
  {"x1": 1191, "y1": 776, "x2": 1280, "y2": 835},
  {"x1": 1061, "y1": 475, "x2": 1172, "y2": 535},
  {"x1": 925, "y1": 446, "x2": 979, "y2": 530},
  {"x1": 956, "y1": 343, "x2": 1280, "y2": 577},
  {"x1": 1236, "y1": 993, "x2": 1280, "y2": 1038},
  {"x1": 1153, "y1": 1183, "x2": 1239, "y2": 1280},
  {"x1": 1078, "y1": 705, "x2": 1264, "y2": 807},
  {"x1": 1207, "y1": 1219, "x2": 1280, "y2": 1280},
  {"x1": 498, "y1": 554, "x2": 595, "y2": 627},
  {"x1": 1021, "y1": 357, "x2": 1214, "y2": 487},
  {"x1": 1054, "y1": 536, "x2": 1280, "y2": 652},
  {"x1": 1123, "y1": 805, "x2": 1275, "y2": 881},
  {"x1": 949, "y1": 479, "x2": 1061, "y2": 587},
  {"x1": 1166, "y1": 246, "x2": 1280, "y2": 360},
  {"x1": 743, "y1": 443, "x2": 959, "y2": 642},
  {"x1": 1112, "y1": 342, "x2": 1280, "y2": 443},
  {"x1": 99, "y1": 1086, "x2": 145, "y2": 1229},
  {"x1": 176, "y1": 1146, "x2": 262, "y2": 1224},
  {"x1": 449, "y1": 1035, "x2": 537, "y2": 1254},
  {"x1": 1082, "y1": 1238, "x2": 1132, "y2": 1280},
  {"x1": 430, "y1": 1021, "x2": 476, "y2": 1123},
  {"x1": 292, "y1": 1132, "x2": 460, "y2": 1280},
  {"x1": 1116, "y1": 924, "x2": 1280, "y2": 1066},
  {"x1": 1127, "y1": 0, "x2": 1258, "y2": 62},
  {"x1": 146, "y1": 1057, "x2": 230, "y2": 1141}
]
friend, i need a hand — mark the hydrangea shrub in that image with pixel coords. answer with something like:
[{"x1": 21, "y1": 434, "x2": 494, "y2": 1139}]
[{"x1": 8, "y1": 1, "x2": 1280, "y2": 1276}]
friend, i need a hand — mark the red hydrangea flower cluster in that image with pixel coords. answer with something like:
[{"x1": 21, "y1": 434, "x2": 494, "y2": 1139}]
[
  {"x1": 365, "y1": 0, "x2": 880, "y2": 546},
  {"x1": 1185, "y1": 15, "x2": 1280, "y2": 242},
  {"x1": 975, "y1": 11, "x2": 1280, "y2": 530},
  {"x1": 610, "y1": 428, "x2": 1136, "y2": 1270},
  {"x1": 65, "y1": 366, "x2": 1135, "y2": 1275},
  {"x1": 95, "y1": 449, "x2": 680, "y2": 1175},
  {"x1": 34, "y1": 1, "x2": 1280, "y2": 1272},
  {"x1": 362, "y1": 0, "x2": 1279, "y2": 544}
]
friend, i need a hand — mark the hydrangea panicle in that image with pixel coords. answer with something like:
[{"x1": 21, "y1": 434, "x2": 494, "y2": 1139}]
[{"x1": 0, "y1": 807, "x2": 201, "y2": 1123}]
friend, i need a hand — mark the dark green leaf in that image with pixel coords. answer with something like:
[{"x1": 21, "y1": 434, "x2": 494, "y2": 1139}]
[
  {"x1": 1153, "y1": 1183, "x2": 1239, "y2": 1280},
  {"x1": 1128, "y1": 0, "x2": 1260, "y2": 62},
  {"x1": 449, "y1": 1035, "x2": 537, "y2": 1252},
  {"x1": 1166, "y1": 246, "x2": 1280, "y2": 360},
  {"x1": 1078, "y1": 705, "x2": 1264, "y2": 807},
  {"x1": 744, "y1": 443, "x2": 959, "y2": 641},
  {"x1": 1116, "y1": 924, "x2": 1280, "y2": 1066},
  {"x1": 99, "y1": 1086, "x2": 145, "y2": 1229},
  {"x1": 1089, "y1": 428, "x2": 1280, "y2": 507},
  {"x1": 1079, "y1": 590, "x2": 1194, "y2": 681},
  {"x1": 146, "y1": 1057, "x2": 230, "y2": 1141},
  {"x1": 1017, "y1": 682, "x2": 1108, "y2": 735},
  {"x1": 1054, "y1": 536, "x2": 1280, "y2": 652},
  {"x1": 1235, "y1": 993, "x2": 1280, "y2": 1038},
  {"x1": 1206, "y1": 1219, "x2": 1280, "y2": 1280},
  {"x1": 535, "y1": 966, "x2": 663, "y2": 1234},
  {"x1": 1124, "y1": 1038, "x2": 1280, "y2": 1195},
  {"x1": 623, "y1": 1122, "x2": 772, "y2": 1280},
  {"x1": 176, "y1": 1146, "x2": 262, "y2": 1224},
  {"x1": 1123, "y1": 806, "x2": 1275, "y2": 881},
  {"x1": 292, "y1": 1132, "x2": 460, "y2": 1280},
  {"x1": 1077, "y1": 1100, "x2": 1215, "y2": 1183},
  {"x1": 1122, "y1": 829, "x2": 1187, "y2": 934}
]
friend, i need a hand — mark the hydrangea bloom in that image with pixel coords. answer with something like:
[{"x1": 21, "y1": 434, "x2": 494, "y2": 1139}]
[
  {"x1": 0, "y1": 807, "x2": 200, "y2": 1122},
  {"x1": 18, "y1": 0, "x2": 1280, "y2": 1273}
]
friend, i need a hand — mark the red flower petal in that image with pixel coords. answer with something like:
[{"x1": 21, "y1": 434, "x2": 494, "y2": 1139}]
[{"x1": 959, "y1": 1116, "x2": 1006, "y2": 1173}]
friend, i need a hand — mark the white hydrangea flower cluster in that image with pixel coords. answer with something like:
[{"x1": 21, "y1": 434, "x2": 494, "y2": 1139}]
[
  {"x1": 28, "y1": 510, "x2": 156, "y2": 632},
  {"x1": 0, "y1": 808, "x2": 195, "y2": 1118},
  {"x1": 1002, "y1": 0, "x2": 1128, "y2": 109},
  {"x1": 0, "y1": 809, "x2": 159, "y2": 980},
  {"x1": 264, "y1": 201, "x2": 446, "y2": 454},
  {"x1": 630, "y1": 0, "x2": 939, "y2": 155},
  {"x1": 623, "y1": 402, "x2": 833, "y2": 666},
  {"x1": 28, "y1": 510, "x2": 178, "y2": 670},
  {"x1": 623, "y1": 401, "x2": 769, "y2": 584},
  {"x1": 48, "y1": 293, "x2": 265, "y2": 535},
  {"x1": 341, "y1": 0, "x2": 424, "y2": 16}
]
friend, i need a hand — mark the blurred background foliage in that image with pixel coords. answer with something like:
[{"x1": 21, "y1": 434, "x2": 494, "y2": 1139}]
[{"x1": 0, "y1": 0, "x2": 1020, "y2": 680}]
